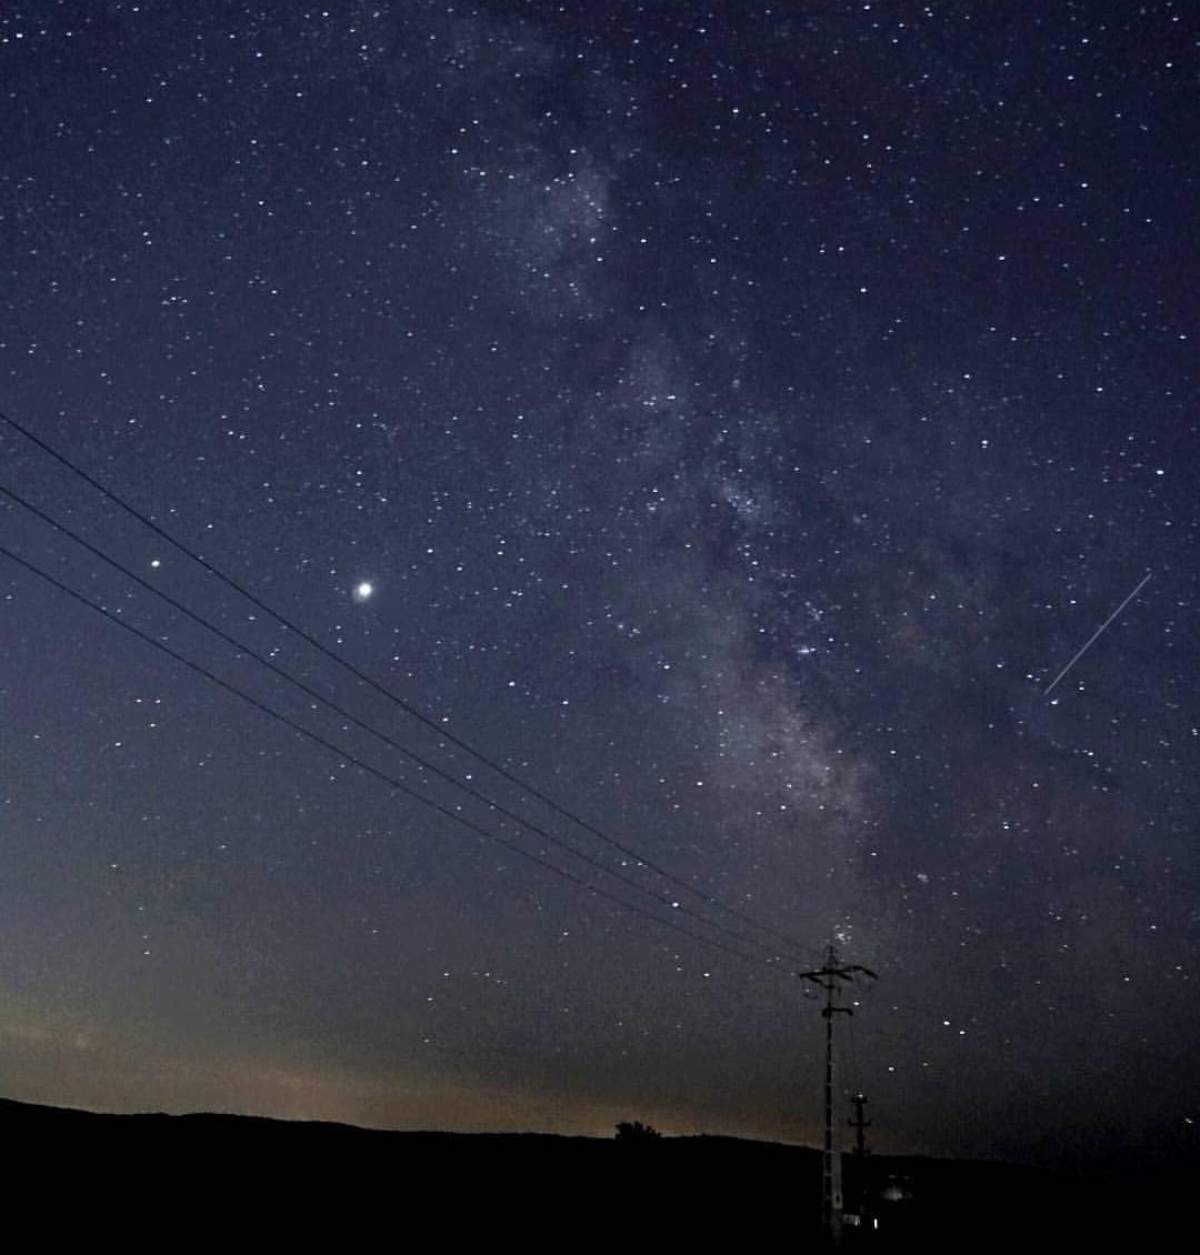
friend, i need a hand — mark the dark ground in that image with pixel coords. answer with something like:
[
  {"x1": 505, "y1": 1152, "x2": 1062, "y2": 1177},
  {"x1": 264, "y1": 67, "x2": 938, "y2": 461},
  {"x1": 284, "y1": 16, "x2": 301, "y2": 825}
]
[{"x1": 0, "y1": 1096, "x2": 1173, "y2": 1247}]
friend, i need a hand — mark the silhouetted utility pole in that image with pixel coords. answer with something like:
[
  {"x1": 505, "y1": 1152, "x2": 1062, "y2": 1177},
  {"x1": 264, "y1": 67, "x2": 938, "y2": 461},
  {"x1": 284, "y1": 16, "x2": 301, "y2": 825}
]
[
  {"x1": 849, "y1": 1092, "x2": 871, "y2": 1160},
  {"x1": 848, "y1": 1092, "x2": 872, "y2": 1224},
  {"x1": 799, "y1": 946, "x2": 877, "y2": 1246}
]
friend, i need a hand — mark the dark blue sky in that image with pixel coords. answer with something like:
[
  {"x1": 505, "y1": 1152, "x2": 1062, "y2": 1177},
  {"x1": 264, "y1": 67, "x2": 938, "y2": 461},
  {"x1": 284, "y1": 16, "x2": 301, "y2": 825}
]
[{"x1": 2, "y1": 0, "x2": 1196, "y2": 1169}]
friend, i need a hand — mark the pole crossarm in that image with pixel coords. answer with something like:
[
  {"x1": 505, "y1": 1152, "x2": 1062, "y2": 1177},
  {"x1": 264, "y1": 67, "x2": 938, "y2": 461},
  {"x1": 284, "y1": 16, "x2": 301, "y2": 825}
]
[{"x1": 796, "y1": 959, "x2": 878, "y2": 992}]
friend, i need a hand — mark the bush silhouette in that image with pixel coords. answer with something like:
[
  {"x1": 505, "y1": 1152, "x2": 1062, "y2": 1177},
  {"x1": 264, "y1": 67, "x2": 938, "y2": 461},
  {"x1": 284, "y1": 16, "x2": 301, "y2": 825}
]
[{"x1": 615, "y1": 1120, "x2": 661, "y2": 1143}]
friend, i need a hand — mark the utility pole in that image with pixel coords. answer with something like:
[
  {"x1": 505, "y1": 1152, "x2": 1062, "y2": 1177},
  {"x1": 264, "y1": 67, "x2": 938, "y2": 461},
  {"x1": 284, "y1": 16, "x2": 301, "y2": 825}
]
[
  {"x1": 848, "y1": 1092, "x2": 872, "y2": 1227},
  {"x1": 799, "y1": 945, "x2": 877, "y2": 1246},
  {"x1": 849, "y1": 1092, "x2": 871, "y2": 1160}
]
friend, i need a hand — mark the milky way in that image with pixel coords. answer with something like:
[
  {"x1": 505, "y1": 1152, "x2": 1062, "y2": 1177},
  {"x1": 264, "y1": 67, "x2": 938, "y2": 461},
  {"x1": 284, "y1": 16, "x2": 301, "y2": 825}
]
[{"x1": 2, "y1": 2, "x2": 1196, "y2": 1169}]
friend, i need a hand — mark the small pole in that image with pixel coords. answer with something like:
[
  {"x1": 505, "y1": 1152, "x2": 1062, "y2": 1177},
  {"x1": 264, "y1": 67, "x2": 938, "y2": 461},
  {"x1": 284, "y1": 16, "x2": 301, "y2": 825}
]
[
  {"x1": 849, "y1": 1092, "x2": 871, "y2": 1158},
  {"x1": 849, "y1": 1092, "x2": 872, "y2": 1223}
]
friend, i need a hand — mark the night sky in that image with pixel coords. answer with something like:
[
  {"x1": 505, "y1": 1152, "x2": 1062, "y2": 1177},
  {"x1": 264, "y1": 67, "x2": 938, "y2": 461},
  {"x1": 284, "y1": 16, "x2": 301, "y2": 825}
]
[{"x1": 2, "y1": 1, "x2": 1197, "y2": 1171}]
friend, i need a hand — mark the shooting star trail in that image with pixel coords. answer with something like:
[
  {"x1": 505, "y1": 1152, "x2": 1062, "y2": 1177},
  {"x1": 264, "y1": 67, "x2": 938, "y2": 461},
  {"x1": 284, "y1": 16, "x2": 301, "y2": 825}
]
[{"x1": 1042, "y1": 570, "x2": 1153, "y2": 699}]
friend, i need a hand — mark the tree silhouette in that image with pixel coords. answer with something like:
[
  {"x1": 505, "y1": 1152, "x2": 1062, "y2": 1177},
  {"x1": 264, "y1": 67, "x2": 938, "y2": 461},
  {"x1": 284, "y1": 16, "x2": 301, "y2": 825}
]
[{"x1": 615, "y1": 1120, "x2": 661, "y2": 1143}]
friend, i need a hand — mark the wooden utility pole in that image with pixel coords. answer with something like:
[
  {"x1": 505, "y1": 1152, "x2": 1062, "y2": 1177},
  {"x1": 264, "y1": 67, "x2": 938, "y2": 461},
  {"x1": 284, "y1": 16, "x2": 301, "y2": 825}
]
[{"x1": 798, "y1": 946, "x2": 877, "y2": 1245}]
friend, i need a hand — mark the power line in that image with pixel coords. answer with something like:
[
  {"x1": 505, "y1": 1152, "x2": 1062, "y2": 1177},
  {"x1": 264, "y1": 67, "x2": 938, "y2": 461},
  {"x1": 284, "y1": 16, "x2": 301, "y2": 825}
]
[
  {"x1": 0, "y1": 478, "x2": 801, "y2": 967},
  {"x1": 0, "y1": 539, "x2": 788, "y2": 977},
  {"x1": 0, "y1": 405, "x2": 823, "y2": 963}
]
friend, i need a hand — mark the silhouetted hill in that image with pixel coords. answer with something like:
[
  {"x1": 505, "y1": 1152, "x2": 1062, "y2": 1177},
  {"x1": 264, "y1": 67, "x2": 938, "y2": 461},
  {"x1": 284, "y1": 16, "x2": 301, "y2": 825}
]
[{"x1": 0, "y1": 1097, "x2": 1165, "y2": 1247}]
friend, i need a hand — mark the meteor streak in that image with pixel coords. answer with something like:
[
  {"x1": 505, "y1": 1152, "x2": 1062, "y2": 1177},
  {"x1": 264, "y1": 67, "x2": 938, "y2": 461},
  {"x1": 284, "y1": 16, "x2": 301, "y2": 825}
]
[{"x1": 1042, "y1": 570, "x2": 1152, "y2": 699}]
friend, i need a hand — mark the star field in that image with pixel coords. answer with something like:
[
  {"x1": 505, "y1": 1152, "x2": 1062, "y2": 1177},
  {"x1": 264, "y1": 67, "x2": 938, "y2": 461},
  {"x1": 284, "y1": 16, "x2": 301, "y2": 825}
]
[{"x1": 2, "y1": 1, "x2": 1197, "y2": 1169}]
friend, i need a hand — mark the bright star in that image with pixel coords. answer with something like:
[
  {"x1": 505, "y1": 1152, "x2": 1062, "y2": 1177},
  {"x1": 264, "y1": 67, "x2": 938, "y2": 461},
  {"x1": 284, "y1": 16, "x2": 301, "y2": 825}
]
[{"x1": 352, "y1": 581, "x2": 374, "y2": 603}]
